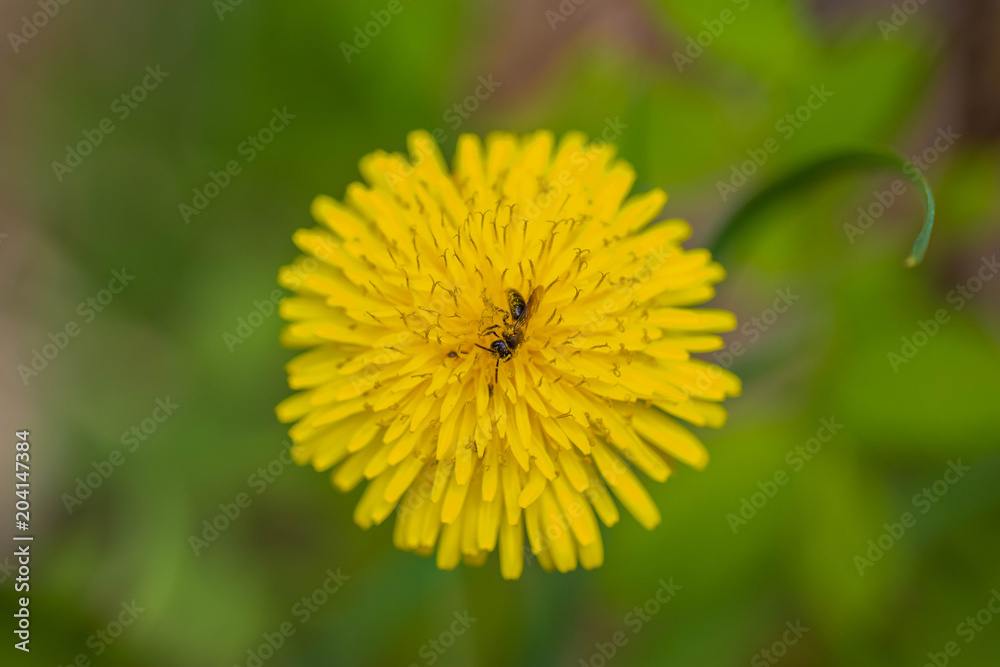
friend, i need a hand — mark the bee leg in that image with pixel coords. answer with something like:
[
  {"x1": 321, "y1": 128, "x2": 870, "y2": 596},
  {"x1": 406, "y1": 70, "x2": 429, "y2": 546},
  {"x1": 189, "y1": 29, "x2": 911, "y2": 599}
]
[
  {"x1": 494, "y1": 357, "x2": 499, "y2": 384},
  {"x1": 483, "y1": 327, "x2": 505, "y2": 342}
]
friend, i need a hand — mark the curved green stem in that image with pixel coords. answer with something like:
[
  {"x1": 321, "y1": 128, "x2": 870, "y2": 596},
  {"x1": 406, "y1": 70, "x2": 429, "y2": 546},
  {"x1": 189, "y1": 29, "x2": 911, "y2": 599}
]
[{"x1": 710, "y1": 148, "x2": 936, "y2": 267}]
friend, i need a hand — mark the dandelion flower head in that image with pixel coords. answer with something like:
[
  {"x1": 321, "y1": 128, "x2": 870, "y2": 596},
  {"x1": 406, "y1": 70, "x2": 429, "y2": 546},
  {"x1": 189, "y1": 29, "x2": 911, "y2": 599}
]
[{"x1": 277, "y1": 130, "x2": 740, "y2": 579}]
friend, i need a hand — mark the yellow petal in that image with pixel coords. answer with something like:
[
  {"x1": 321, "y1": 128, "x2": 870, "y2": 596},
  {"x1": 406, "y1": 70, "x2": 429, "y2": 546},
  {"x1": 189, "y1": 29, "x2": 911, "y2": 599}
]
[
  {"x1": 632, "y1": 408, "x2": 710, "y2": 470},
  {"x1": 499, "y1": 516, "x2": 525, "y2": 580},
  {"x1": 592, "y1": 441, "x2": 660, "y2": 530}
]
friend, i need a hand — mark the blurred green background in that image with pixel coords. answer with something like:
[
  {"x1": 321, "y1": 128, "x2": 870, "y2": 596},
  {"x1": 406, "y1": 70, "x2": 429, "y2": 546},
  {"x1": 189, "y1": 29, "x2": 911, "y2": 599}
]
[{"x1": 3, "y1": 0, "x2": 1000, "y2": 665}]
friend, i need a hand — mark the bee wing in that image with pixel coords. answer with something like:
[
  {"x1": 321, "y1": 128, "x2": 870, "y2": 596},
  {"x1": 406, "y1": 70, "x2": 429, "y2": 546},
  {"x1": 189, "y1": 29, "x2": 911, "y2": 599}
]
[
  {"x1": 506, "y1": 289, "x2": 525, "y2": 317},
  {"x1": 522, "y1": 286, "x2": 544, "y2": 323}
]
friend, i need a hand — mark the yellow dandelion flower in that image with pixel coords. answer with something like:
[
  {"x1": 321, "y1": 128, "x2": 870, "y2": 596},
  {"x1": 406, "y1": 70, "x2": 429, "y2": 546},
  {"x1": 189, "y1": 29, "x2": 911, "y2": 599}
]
[{"x1": 276, "y1": 130, "x2": 740, "y2": 579}]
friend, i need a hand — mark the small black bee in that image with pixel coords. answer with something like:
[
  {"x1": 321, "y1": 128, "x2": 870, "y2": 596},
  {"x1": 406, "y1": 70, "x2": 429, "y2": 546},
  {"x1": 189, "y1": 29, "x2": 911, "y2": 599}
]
[{"x1": 477, "y1": 286, "x2": 543, "y2": 383}]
